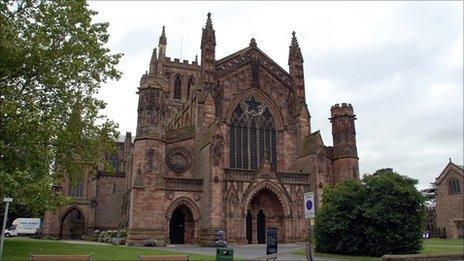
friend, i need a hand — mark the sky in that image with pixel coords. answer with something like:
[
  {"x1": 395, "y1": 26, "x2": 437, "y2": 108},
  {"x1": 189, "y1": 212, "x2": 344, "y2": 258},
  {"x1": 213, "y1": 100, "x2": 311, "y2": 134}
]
[{"x1": 88, "y1": 1, "x2": 463, "y2": 189}]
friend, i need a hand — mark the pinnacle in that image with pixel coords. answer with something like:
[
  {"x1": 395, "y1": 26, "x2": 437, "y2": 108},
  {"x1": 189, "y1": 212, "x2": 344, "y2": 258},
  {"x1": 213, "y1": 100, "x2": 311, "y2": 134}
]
[
  {"x1": 205, "y1": 12, "x2": 213, "y2": 30},
  {"x1": 291, "y1": 31, "x2": 299, "y2": 49},
  {"x1": 289, "y1": 31, "x2": 302, "y2": 61},
  {"x1": 202, "y1": 12, "x2": 216, "y2": 46},
  {"x1": 249, "y1": 38, "x2": 257, "y2": 47},
  {"x1": 159, "y1": 25, "x2": 167, "y2": 45}
]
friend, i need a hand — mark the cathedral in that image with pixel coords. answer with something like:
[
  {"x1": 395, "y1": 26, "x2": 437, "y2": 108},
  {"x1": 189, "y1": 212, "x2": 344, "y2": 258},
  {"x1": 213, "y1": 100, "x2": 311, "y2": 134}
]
[{"x1": 43, "y1": 13, "x2": 359, "y2": 246}]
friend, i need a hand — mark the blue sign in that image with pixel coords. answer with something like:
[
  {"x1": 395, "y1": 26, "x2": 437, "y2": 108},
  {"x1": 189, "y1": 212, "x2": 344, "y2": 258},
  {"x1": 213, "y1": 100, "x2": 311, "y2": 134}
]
[{"x1": 306, "y1": 200, "x2": 313, "y2": 211}]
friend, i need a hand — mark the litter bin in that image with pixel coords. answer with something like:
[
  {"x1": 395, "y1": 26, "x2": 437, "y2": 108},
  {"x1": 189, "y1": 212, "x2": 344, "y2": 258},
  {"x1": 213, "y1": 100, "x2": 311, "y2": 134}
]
[{"x1": 216, "y1": 247, "x2": 234, "y2": 261}]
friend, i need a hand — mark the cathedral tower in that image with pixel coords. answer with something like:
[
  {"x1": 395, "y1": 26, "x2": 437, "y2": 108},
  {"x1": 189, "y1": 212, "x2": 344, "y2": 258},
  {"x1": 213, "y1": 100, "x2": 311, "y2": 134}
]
[
  {"x1": 127, "y1": 27, "x2": 170, "y2": 246},
  {"x1": 330, "y1": 103, "x2": 359, "y2": 182}
]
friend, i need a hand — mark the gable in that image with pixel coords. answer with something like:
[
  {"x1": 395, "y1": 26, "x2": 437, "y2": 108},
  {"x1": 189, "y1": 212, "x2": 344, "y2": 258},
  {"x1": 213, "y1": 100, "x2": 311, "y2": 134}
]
[
  {"x1": 216, "y1": 45, "x2": 293, "y2": 89},
  {"x1": 436, "y1": 162, "x2": 464, "y2": 185},
  {"x1": 299, "y1": 131, "x2": 325, "y2": 158}
]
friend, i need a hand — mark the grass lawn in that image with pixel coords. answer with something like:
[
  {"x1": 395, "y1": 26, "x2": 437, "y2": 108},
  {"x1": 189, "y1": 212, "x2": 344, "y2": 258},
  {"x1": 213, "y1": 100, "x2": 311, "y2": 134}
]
[
  {"x1": 3, "y1": 237, "x2": 215, "y2": 261},
  {"x1": 293, "y1": 238, "x2": 464, "y2": 260}
]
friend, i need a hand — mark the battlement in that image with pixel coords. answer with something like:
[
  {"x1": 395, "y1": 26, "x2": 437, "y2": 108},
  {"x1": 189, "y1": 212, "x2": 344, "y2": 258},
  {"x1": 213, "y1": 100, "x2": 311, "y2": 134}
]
[
  {"x1": 164, "y1": 56, "x2": 199, "y2": 66},
  {"x1": 330, "y1": 103, "x2": 355, "y2": 118}
]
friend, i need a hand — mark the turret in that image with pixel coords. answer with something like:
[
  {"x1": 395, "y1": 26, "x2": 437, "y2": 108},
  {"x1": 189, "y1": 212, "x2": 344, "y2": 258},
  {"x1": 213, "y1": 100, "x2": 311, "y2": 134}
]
[
  {"x1": 330, "y1": 103, "x2": 359, "y2": 182},
  {"x1": 200, "y1": 13, "x2": 216, "y2": 88},
  {"x1": 288, "y1": 31, "x2": 305, "y2": 100}
]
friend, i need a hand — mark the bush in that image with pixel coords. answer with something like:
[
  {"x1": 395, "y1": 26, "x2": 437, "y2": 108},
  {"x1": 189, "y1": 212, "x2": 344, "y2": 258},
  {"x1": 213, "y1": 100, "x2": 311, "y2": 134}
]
[
  {"x1": 144, "y1": 238, "x2": 157, "y2": 247},
  {"x1": 90, "y1": 230, "x2": 101, "y2": 241},
  {"x1": 314, "y1": 168, "x2": 426, "y2": 257},
  {"x1": 31, "y1": 228, "x2": 43, "y2": 239}
]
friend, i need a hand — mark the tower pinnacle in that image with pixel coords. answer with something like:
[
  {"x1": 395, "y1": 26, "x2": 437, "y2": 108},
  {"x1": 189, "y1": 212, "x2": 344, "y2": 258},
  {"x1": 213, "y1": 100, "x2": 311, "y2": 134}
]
[
  {"x1": 159, "y1": 25, "x2": 167, "y2": 45},
  {"x1": 201, "y1": 12, "x2": 216, "y2": 46},
  {"x1": 289, "y1": 31, "x2": 303, "y2": 63}
]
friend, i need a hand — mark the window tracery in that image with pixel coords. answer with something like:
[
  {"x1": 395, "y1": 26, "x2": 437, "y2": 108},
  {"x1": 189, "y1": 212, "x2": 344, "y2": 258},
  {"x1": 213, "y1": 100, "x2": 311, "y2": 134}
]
[{"x1": 230, "y1": 96, "x2": 277, "y2": 169}]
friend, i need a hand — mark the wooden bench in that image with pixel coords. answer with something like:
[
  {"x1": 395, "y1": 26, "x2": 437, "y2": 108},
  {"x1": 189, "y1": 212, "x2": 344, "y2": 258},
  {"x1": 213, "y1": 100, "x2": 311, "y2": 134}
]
[
  {"x1": 30, "y1": 254, "x2": 92, "y2": 261},
  {"x1": 137, "y1": 255, "x2": 189, "y2": 261}
]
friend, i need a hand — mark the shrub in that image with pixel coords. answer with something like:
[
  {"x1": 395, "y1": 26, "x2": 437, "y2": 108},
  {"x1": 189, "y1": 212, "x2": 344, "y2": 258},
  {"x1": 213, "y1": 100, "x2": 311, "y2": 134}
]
[
  {"x1": 117, "y1": 229, "x2": 127, "y2": 238},
  {"x1": 31, "y1": 228, "x2": 43, "y2": 239},
  {"x1": 144, "y1": 238, "x2": 157, "y2": 247},
  {"x1": 90, "y1": 230, "x2": 101, "y2": 241},
  {"x1": 314, "y1": 168, "x2": 426, "y2": 257}
]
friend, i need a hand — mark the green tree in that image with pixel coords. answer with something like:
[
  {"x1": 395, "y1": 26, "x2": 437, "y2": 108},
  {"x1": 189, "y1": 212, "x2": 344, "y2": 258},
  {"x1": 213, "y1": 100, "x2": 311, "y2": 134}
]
[
  {"x1": 0, "y1": 0, "x2": 122, "y2": 216},
  {"x1": 314, "y1": 168, "x2": 426, "y2": 257},
  {"x1": 420, "y1": 182, "x2": 437, "y2": 201}
]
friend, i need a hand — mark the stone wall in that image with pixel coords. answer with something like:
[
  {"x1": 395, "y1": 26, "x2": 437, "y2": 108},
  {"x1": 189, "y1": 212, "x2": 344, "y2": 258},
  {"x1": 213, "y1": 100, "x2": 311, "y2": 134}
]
[
  {"x1": 435, "y1": 164, "x2": 464, "y2": 239},
  {"x1": 94, "y1": 175, "x2": 126, "y2": 230}
]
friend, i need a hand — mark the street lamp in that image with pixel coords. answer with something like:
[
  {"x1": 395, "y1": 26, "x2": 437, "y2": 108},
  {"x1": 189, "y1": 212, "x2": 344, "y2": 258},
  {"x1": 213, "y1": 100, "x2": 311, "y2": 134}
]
[{"x1": 0, "y1": 197, "x2": 13, "y2": 261}]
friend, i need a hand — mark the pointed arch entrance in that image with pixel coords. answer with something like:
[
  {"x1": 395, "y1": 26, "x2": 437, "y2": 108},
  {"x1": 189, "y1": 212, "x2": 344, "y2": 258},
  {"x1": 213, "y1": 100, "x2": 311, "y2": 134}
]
[
  {"x1": 167, "y1": 198, "x2": 199, "y2": 245},
  {"x1": 169, "y1": 206, "x2": 194, "y2": 244},
  {"x1": 246, "y1": 187, "x2": 287, "y2": 243},
  {"x1": 60, "y1": 207, "x2": 85, "y2": 239}
]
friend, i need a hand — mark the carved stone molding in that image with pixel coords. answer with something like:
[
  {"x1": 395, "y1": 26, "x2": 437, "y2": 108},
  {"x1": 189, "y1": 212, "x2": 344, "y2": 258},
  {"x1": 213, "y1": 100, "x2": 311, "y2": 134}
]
[
  {"x1": 211, "y1": 135, "x2": 224, "y2": 166},
  {"x1": 166, "y1": 147, "x2": 191, "y2": 174},
  {"x1": 193, "y1": 192, "x2": 201, "y2": 202},
  {"x1": 166, "y1": 191, "x2": 175, "y2": 201}
]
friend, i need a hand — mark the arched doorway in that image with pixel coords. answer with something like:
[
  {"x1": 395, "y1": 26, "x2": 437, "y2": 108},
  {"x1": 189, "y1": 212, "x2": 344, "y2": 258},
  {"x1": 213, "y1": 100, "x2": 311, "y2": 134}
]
[
  {"x1": 247, "y1": 188, "x2": 285, "y2": 243},
  {"x1": 169, "y1": 205, "x2": 194, "y2": 244},
  {"x1": 246, "y1": 210, "x2": 252, "y2": 244},
  {"x1": 60, "y1": 208, "x2": 85, "y2": 239},
  {"x1": 257, "y1": 209, "x2": 266, "y2": 243}
]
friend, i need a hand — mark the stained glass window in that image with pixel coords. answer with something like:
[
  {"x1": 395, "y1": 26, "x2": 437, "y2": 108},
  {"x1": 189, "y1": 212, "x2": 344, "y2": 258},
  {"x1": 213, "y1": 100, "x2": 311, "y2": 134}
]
[{"x1": 229, "y1": 96, "x2": 277, "y2": 169}]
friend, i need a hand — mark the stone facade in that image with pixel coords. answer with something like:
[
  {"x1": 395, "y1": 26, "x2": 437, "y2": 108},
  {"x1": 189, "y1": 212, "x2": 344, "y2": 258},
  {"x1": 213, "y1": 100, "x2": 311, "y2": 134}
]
[
  {"x1": 44, "y1": 13, "x2": 360, "y2": 245},
  {"x1": 435, "y1": 160, "x2": 464, "y2": 239},
  {"x1": 43, "y1": 140, "x2": 131, "y2": 239}
]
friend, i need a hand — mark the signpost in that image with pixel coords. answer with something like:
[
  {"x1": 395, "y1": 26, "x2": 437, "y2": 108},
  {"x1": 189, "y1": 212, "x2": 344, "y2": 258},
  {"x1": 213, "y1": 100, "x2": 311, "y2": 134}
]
[
  {"x1": 1, "y1": 197, "x2": 13, "y2": 260},
  {"x1": 304, "y1": 192, "x2": 315, "y2": 261},
  {"x1": 266, "y1": 227, "x2": 278, "y2": 255}
]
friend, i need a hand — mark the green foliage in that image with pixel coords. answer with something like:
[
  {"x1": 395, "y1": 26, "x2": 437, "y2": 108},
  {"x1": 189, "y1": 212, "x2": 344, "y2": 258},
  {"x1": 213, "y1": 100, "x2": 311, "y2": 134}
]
[
  {"x1": 420, "y1": 182, "x2": 437, "y2": 201},
  {"x1": 314, "y1": 168, "x2": 426, "y2": 257},
  {"x1": 0, "y1": 0, "x2": 121, "y2": 216}
]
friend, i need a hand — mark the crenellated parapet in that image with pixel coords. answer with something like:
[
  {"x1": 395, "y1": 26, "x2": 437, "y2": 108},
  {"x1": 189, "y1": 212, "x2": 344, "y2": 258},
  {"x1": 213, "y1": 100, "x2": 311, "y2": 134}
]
[{"x1": 330, "y1": 103, "x2": 355, "y2": 119}]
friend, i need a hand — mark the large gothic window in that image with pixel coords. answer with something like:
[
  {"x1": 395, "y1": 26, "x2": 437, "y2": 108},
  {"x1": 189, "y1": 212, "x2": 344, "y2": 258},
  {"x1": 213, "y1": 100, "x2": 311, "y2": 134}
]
[
  {"x1": 174, "y1": 76, "x2": 182, "y2": 99},
  {"x1": 230, "y1": 96, "x2": 277, "y2": 169}
]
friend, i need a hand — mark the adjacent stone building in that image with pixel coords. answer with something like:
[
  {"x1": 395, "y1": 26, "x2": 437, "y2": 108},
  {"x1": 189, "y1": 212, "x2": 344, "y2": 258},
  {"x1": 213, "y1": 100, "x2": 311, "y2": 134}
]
[
  {"x1": 435, "y1": 159, "x2": 464, "y2": 239},
  {"x1": 44, "y1": 13, "x2": 360, "y2": 245}
]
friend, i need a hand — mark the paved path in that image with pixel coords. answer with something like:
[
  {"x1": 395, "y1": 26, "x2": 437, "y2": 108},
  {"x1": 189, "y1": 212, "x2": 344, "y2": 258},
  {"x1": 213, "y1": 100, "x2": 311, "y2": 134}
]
[
  {"x1": 158, "y1": 244, "x2": 338, "y2": 260},
  {"x1": 62, "y1": 240, "x2": 342, "y2": 260}
]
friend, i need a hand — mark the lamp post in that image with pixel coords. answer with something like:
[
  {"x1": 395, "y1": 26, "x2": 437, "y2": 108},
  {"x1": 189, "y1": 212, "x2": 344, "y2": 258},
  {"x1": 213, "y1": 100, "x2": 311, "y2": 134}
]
[{"x1": 0, "y1": 197, "x2": 13, "y2": 260}]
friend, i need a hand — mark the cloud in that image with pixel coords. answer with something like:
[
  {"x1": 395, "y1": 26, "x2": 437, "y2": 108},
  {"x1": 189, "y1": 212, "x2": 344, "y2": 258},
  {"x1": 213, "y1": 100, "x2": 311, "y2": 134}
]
[{"x1": 89, "y1": 1, "x2": 463, "y2": 189}]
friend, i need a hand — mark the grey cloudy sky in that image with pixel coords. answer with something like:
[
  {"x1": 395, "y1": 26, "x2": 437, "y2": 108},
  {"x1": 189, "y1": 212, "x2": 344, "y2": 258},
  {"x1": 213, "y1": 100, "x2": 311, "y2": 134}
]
[{"x1": 89, "y1": 1, "x2": 463, "y2": 189}]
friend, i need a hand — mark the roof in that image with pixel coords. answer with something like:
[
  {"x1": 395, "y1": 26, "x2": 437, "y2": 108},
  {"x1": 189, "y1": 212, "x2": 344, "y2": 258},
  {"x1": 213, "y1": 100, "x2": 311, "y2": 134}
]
[
  {"x1": 299, "y1": 131, "x2": 324, "y2": 158},
  {"x1": 436, "y1": 160, "x2": 464, "y2": 184}
]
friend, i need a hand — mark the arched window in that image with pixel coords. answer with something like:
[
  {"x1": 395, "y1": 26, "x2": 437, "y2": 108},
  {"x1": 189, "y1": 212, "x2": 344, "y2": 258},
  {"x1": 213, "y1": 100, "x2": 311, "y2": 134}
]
[
  {"x1": 448, "y1": 178, "x2": 462, "y2": 194},
  {"x1": 230, "y1": 96, "x2": 277, "y2": 169},
  {"x1": 69, "y1": 179, "x2": 83, "y2": 198},
  {"x1": 174, "y1": 76, "x2": 182, "y2": 99},
  {"x1": 187, "y1": 77, "x2": 194, "y2": 99}
]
